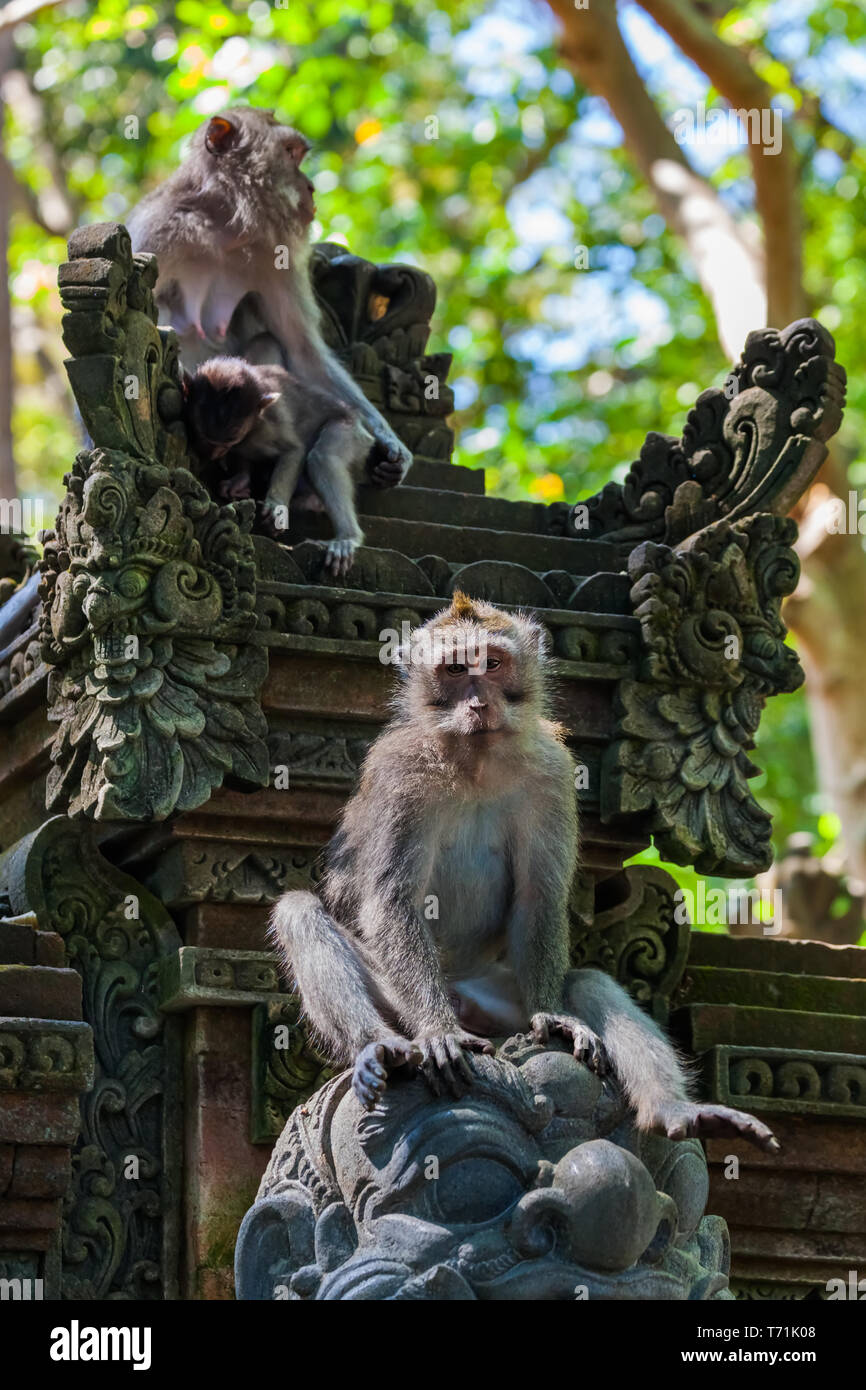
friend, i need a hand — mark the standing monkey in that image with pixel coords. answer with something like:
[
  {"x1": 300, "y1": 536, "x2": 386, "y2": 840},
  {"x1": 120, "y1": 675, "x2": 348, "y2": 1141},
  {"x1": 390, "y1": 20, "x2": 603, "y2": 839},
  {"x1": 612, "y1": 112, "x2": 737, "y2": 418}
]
[
  {"x1": 270, "y1": 593, "x2": 779, "y2": 1153},
  {"x1": 127, "y1": 107, "x2": 412, "y2": 507}
]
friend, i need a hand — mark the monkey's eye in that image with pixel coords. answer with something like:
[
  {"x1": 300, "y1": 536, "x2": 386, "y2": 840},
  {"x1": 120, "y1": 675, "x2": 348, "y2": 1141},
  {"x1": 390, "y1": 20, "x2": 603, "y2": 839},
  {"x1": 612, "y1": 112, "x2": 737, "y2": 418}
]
[
  {"x1": 446, "y1": 663, "x2": 467, "y2": 676},
  {"x1": 485, "y1": 659, "x2": 501, "y2": 671}
]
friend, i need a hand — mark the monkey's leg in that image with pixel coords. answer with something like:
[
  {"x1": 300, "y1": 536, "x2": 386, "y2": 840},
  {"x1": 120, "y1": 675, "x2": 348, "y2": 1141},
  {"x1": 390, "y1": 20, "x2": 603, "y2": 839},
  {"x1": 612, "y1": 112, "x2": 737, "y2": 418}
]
[
  {"x1": 561, "y1": 969, "x2": 779, "y2": 1153},
  {"x1": 305, "y1": 419, "x2": 370, "y2": 578},
  {"x1": 241, "y1": 331, "x2": 285, "y2": 368},
  {"x1": 269, "y1": 891, "x2": 420, "y2": 1108},
  {"x1": 261, "y1": 445, "x2": 306, "y2": 538}
]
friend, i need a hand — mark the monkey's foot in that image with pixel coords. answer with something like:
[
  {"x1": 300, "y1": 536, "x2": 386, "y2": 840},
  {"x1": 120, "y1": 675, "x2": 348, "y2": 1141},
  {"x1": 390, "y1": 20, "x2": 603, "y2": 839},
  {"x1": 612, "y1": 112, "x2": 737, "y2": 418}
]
[
  {"x1": 323, "y1": 537, "x2": 359, "y2": 579},
  {"x1": 415, "y1": 1030, "x2": 494, "y2": 1100},
  {"x1": 352, "y1": 1037, "x2": 423, "y2": 1111},
  {"x1": 530, "y1": 1012, "x2": 609, "y2": 1077},
  {"x1": 652, "y1": 1101, "x2": 780, "y2": 1154}
]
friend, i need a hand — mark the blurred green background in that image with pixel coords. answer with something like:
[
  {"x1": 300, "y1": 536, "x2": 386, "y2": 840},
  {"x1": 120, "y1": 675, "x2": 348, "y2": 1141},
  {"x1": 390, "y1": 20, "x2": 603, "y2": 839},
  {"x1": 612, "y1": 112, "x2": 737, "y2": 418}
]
[{"x1": 2, "y1": 0, "x2": 864, "y2": 935}]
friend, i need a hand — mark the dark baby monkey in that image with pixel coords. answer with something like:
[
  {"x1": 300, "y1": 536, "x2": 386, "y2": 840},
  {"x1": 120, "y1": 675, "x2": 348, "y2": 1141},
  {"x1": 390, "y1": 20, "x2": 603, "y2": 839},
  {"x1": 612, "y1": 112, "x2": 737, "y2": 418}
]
[
  {"x1": 270, "y1": 592, "x2": 780, "y2": 1153},
  {"x1": 127, "y1": 106, "x2": 412, "y2": 483},
  {"x1": 184, "y1": 355, "x2": 377, "y2": 576}
]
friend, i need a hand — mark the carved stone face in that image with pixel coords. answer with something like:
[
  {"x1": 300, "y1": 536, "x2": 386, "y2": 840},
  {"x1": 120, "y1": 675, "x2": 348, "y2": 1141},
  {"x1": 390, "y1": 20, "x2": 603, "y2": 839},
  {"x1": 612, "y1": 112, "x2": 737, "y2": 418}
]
[{"x1": 236, "y1": 1039, "x2": 730, "y2": 1301}]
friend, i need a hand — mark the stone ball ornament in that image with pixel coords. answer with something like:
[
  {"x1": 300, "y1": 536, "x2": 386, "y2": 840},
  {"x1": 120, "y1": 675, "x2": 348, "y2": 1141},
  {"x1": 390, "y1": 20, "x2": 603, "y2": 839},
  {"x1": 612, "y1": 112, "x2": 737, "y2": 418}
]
[{"x1": 235, "y1": 1035, "x2": 732, "y2": 1300}]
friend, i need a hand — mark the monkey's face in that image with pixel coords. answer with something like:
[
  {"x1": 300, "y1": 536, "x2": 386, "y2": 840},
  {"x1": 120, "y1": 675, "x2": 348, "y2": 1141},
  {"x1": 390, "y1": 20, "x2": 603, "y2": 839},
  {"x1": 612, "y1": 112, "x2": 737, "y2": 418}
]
[
  {"x1": 184, "y1": 359, "x2": 274, "y2": 461},
  {"x1": 422, "y1": 638, "x2": 527, "y2": 743},
  {"x1": 200, "y1": 109, "x2": 316, "y2": 226}
]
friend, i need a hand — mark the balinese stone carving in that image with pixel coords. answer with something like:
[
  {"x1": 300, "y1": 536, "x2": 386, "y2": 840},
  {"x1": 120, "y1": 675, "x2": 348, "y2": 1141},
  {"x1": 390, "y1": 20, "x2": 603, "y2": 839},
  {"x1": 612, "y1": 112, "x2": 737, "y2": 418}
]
[
  {"x1": 311, "y1": 242, "x2": 454, "y2": 466},
  {"x1": 250, "y1": 997, "x2": 333, "y2": 1145},
  {"x1": 4, "y1": 221, "x2": 848, "y2": 1299},
  {"x1": 603, "y1": 514, "x2": 804, "y2": 876},
  {"x1": 581, "y1": 319, "x2": 846, "y2": 544},
  {"x1": 39, "y1": 222, "x2": 269, "y2": 821},
  {"x1": 0, "y1": 816, "x2": 182, "y2": 1300},
  {"x1": 236, "y1": 1037, "x2": 731, "y2": 1300},
  {"x1": 705, "y1": 1045, "x2": 866, "y2": 1119},
  {"x1": 574, "y1": 865, "x2": 689, "y2": 1024}
]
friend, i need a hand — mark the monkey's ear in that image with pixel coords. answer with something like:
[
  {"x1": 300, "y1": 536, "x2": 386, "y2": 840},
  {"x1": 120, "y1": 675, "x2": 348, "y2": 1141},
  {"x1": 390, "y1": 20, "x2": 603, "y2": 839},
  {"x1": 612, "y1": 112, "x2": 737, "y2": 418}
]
[
  {"x1": 285, "y1": 132, "x2": 311, "y2": 164},
  {"x1": 258, "y1": 391, "x2": 281, "y2": 414},
  {"x1": 205, "y1": 115, "x2": 237, "y2": 155}
]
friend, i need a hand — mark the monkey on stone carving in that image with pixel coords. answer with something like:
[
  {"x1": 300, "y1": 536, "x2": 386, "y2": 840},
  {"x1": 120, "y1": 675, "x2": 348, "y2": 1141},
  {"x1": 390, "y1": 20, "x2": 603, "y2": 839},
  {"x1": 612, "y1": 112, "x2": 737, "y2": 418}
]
[
  {"x1": 127, "y1": 106, "x2": 412, "y2": 495},
  {"x1": 269, "y1": 592, "x2": 780, "y2": 1152},
  {"x1": 183, "y1": 355, "x2": 382, "y2": 576}
]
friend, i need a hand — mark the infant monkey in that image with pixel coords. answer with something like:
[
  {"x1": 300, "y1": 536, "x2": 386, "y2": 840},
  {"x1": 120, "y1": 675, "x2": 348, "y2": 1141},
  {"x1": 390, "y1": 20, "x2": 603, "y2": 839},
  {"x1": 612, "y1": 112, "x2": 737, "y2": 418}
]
[
  {"x1": 184, "y1": 356, "x2": 397, "y2": 576},
  {"x1": 270, "y1": 592, "x2": 779, "y2": 1153}
]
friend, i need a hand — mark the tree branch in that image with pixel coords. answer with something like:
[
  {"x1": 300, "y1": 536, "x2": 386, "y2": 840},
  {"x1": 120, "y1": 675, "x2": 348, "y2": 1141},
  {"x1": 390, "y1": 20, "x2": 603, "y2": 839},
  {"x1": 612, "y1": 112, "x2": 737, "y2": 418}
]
[
  {"x1": 637, "y1": 0, "x2": 805, "y2": 326},
  {"x1": 1, "y1": 68, "x2": 77, "y2": 233},
  {"x1": 546, "y1": 0, "x2": 766, "y2": 359},
  {"x1": 0, "y1": 0, "x2": 67, "y2": 33}
]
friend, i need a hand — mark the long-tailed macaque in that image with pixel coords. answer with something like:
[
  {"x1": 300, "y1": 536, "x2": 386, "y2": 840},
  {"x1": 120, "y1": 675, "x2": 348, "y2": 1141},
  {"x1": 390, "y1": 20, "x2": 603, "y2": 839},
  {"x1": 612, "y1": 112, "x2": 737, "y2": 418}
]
[
  {"x1": 127, "y1": 106, "x2": 412, "y2": 484},
  {"x1": 184, "y1": 356, "x2": 376, "y2": 575},
  {"x1": 270, "y1": 593, "x2": 780, "y2": 1152}
]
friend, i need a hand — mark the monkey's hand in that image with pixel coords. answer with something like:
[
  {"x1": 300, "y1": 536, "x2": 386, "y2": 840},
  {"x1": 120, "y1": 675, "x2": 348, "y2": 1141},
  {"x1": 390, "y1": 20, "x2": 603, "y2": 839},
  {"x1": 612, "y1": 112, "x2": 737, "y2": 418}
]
[
  {"x1": 367, "y1": 426, "x2": 412, "y2": 488},
  {"x1": 352, "y1": 1036, "x2": 423, "y2": 1111},
  {"x1": 218, "y1": 470, "x2": 252, "y2": 501},
  {"x1": 530, "y1": 1012, "x2": 609, "y2": 1077},
  {"x1": 651, "y1": 1101, "x2": 781, "y2": 1154},
  {"x1": 415, "y1": 1030, "x2": 494, "y2": 1100},
  {"x1": 259, "y1": 496, "x2": 290, "y2": 538}
]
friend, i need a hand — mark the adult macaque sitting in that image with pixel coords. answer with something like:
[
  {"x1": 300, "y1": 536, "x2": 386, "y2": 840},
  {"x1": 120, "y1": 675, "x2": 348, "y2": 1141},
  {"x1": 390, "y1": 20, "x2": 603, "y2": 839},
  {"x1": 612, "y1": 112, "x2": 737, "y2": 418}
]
[{"x1": 270, "y1": 592, "x2": 779, "y2": 1154}]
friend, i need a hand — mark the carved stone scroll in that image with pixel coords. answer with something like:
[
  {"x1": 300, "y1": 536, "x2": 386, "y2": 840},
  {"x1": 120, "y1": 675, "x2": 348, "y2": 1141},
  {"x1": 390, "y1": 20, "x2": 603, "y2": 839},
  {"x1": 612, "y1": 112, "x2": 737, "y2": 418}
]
[
  {"x1": 603, "y1": 514, "x2": 803, "y2": 876},
  {"x1": 0, "y1": 816, "x2": 182, "y2": 1300},
  {"x1": 581, "y1": 319, "x2": 846, "y2": 545}
]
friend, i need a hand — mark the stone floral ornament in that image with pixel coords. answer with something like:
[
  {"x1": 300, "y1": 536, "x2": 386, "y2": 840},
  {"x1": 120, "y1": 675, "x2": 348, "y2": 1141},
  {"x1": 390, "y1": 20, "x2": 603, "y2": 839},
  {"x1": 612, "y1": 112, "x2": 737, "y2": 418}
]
[
  {"x1": 40, "y1": 222, "x2": 269, "y2": 820},
  {"x1": 235, "y1": 1037, "x2": 731, "y2": 1301}
]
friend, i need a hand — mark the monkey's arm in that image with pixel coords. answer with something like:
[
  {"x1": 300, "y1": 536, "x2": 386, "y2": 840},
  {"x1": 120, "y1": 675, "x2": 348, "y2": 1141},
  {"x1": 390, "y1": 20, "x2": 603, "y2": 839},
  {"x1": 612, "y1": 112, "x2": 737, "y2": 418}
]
[
  {"x1": 505, "y1": 755, "x2": 577, "y2": 1016},
  {"x1": 312, "y1": 349, "x2": 412, "y2": 478},
  {"x1": 335, "y1": 753, "x2": 468, "y2": 1037}
]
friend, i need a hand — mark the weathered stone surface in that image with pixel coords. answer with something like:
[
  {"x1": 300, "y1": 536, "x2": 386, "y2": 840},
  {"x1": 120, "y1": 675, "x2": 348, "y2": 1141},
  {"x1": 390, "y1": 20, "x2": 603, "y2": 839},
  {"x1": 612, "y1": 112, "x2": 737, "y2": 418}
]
[
  {"x1": 704, "y1": 1045, "x2": 866, "y2": 1119},
  {"x1": 159, "y1": 946, "x2": 287, "y2": 1011},
  {"x1": 183, "y1": 1008, "x2": 269, "y2": 1300},
  {"x1": 0, "y1": 1093, "x2": 82, "y2": 1146},
  {"x1": 688, "y1": 930, "x2": 866, "y2": 978},
  {"x1": 0, "y1": 1019, "x2": 92, "y2": 1092},
  {"x1": 250, "y1": 997, "x2": 332, "y2": 1144},
  {"x1": 0, "y1": 817, "x2": 182, "y2": 1299},
  {"x1": 0, "y1": 968, "x2": 81, "y2": 1022},
  {"x1": 678, "y1": 1003, "x2": 866, "y2": 1054},
  {"x1": 2, "y1": 1146, "x2": 70, "y2": 1200},
  {"x1": 678, "y1": 965, "x2": 866, "y2": 1014},
  {"x1": 237, "y1": 1036, "x2": 730, "y2": 1301}
]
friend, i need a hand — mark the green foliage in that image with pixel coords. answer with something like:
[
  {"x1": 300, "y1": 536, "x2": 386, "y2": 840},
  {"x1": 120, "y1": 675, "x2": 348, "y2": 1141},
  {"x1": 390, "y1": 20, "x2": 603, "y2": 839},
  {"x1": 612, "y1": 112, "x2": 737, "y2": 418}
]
[{"x1": 4, "y1": 0, "x2": 864, "y2": 899}]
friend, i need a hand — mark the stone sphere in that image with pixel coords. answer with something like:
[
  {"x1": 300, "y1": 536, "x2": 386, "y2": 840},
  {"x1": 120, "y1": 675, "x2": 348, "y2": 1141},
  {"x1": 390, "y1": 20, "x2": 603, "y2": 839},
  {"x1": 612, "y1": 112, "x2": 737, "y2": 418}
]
[{"x1": 553, "y1": 1138, "x2": 661, "y2": 1270}]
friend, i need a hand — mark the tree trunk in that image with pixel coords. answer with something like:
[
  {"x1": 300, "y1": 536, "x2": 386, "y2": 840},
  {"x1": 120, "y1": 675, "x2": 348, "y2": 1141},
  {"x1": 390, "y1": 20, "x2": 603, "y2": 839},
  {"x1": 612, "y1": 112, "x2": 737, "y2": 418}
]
[
  {"x1": 0, "y1": 33, "x2": 15, "y2": 504},
  {"x1": 545, "y1": 0, "x2": 866, "y2": 881}
]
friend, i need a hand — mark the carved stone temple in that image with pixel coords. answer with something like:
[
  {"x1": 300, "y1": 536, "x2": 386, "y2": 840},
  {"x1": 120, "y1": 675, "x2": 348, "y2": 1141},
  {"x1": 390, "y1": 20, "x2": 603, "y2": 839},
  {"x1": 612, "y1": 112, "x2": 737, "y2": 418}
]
[{"x1": 0, "y1": 221, "x2": 862, "y2": 1300}]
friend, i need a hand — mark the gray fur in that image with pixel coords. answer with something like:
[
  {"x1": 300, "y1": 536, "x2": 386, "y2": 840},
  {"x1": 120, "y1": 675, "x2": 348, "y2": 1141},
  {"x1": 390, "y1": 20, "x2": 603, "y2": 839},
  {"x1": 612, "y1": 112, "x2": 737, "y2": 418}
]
[
  {"x1": 127, "y1": 106, "x2": 412, "y2": 505},
  {"x1": 270, "y1": 597, "x2": 779, "y2": 1152}
]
